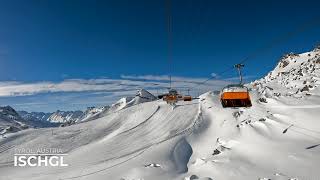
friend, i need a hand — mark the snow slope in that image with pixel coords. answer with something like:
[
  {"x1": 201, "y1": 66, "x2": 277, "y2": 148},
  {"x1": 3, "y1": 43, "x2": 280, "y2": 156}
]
[
  {"x1": 0, "y1": 49, "x2": 320, "y2": 180},
  {"x1": 185, "y1": 48, "x2": 320, "y2": 180},
  {"x1": 0, "y1": 100, "x2": 200, "y2": 180}
]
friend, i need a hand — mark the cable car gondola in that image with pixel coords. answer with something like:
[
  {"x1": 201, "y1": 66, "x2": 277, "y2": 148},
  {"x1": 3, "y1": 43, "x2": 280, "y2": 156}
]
[
  {"x1": 163, "y1": 89, "x2": 179, "y2": 105},
  {"x1": 220, "y1": 84, "x2": 252, "y2": 107},
  {"x1": 220, "y1": 64, "x2": 252, "y2": 108},
  {"x1": 158, "y1": 89, "x2": 193, "y2": 106}
]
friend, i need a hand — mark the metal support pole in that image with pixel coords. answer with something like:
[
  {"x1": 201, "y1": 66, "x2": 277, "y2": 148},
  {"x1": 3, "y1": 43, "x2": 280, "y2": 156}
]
[{"x1": 235, "y1": 64, "x2": 244, "y2": 85}]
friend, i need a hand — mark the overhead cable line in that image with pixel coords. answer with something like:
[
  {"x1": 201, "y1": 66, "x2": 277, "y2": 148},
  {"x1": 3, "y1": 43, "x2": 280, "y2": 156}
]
[
  {"x1": 188, "y1": 15, "x2": 320, "y2": 92},
  {"x1": 166, "y1": 0, "x2": 173, "y2": 89}
]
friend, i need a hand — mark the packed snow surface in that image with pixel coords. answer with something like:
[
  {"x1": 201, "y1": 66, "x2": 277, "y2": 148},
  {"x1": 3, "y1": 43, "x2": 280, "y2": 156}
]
[{"x1": 0, "y1": 49, "x2": 320, "y2": 180}]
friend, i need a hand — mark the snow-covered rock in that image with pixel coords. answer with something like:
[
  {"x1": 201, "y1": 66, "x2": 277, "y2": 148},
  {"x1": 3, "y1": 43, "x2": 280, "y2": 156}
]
[{"x1": 252, "y1": 47, "x2": 320, "y2": 100}]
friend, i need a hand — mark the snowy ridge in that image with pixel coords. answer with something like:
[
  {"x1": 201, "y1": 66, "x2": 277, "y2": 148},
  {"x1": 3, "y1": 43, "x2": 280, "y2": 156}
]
[
  {"x1": 253, "y1": 48, "x2": 320, "y2": 99},
  {"x1": 108, "y1": 89, "x2": 157, "y2": 112},
  {"x1": 77, "y1": 106, "x2": 109, "y2": 122},
  {"x1": 78, "y1": 89, "x2": 157, "y2": 123}
]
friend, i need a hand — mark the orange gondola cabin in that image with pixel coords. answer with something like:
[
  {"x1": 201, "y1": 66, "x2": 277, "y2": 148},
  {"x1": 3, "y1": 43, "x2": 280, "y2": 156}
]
[
  {"x1": 159, "y1": 89, "x2": 193, "y2": 105},
  {"x1": 220, "y1": 64, "x2": 252, "y2": 108},
  {"x1": 220, "y1": 84, "x2": 252, "y2": 108}
]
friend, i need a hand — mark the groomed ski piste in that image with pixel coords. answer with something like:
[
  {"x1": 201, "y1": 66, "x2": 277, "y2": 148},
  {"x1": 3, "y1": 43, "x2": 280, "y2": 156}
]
[{"x1": 1, "y1": 49, "x2": 320, "y2": 180}]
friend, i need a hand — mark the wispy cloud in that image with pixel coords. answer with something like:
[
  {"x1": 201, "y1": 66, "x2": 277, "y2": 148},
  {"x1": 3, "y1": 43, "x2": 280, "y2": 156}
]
[
  {"x1": 0, "y1": 75, "x2": 233, "y2": 97},
  {"x1": 0, "y1": 75, "x2": 237, "y2": 112},
  {"x1": 0, "y1": 79, "x2": 144, "y2": 97},
  {"x1": 120, "y1": 74, "x2": 171, "y2": 81},
  {"x1": 120, "y1": 74, "x2": 231, "y2": 86}
]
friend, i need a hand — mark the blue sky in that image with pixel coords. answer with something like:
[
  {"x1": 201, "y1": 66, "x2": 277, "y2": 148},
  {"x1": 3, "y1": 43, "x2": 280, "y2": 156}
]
[{"x1": 0, "y1": 0, "x2": 320, "y2": 112}]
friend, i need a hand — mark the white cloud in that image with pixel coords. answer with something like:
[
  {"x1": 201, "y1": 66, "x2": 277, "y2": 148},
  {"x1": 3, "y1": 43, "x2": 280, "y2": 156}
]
[
  {"x1": 0, "y1": 79, "x2": 141, "y2": 97},
  {"x1": 0, "y1": 75, "x2": 238, "y2": 112},
  {"x1": 211, "y1": 73, "x2": 218, "y2": 77},
  {"x1": 0, "y1": 75, "x2": 233, "y2": 97},
  {"x1": 120, "y1": 74, "x2": 229, "y2": 85},
  {"x1": 120, "y1": 74, "x2": 170, "y2": 81}
]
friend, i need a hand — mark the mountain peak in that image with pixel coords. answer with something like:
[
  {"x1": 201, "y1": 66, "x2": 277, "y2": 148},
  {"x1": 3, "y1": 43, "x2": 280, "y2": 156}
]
[
  {"x1": 253, "y1": 47, "x2": 320, "y2": 99},
  {"x1": 136, "y1": 89, "x2": 157, "y2": 101}
]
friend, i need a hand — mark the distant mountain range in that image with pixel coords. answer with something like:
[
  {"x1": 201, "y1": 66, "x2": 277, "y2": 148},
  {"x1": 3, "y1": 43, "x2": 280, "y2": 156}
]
[{"x1": 1, "y1": 89, "x2": 157, "y2": 135}]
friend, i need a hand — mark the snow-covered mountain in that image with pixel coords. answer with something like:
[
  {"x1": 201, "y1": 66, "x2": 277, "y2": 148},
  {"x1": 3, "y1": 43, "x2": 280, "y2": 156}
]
[
  {"x1": 47, "y1": 110, "x2": 84, "y2": 123},
  {"x1": 19, "y1": 108, "x2": 105, "y2": 124},
  {"x1": 1, "y1": 106, "x2": 61, "y2": 135},
  {"x1": 75, "y1": 105, "x2": 109, "y2": 123},
  {"x1": 1, "y1": 89, "x2": 157, "y2": 135},
  {"x1": 17, "y1": 89, "x2": 156, "y2": 125},
  {"x1": 18, "y1": 110, "x2": 84, "y2": 125},
  {"x1": 253, "y1": 47, "x2": 320, "y2": 99},
  {"x1": 0, "y1": 48, "x2": 319, "y2": 180},
  {"x1": 77, "y1": 89, "x2": 157, "y2": 123},
  {"x1": 0, "y1": 106, "x2": 28, "y2": 135},
  {"x1": 18, "y1": 111, "x2": 57, "y2": 127},
  {"x1": 108, "y1": 89, "x2": 157, "y2": 112},
  {"x1": 18, "y1": 111, "x2": 52, "y2": 122}
]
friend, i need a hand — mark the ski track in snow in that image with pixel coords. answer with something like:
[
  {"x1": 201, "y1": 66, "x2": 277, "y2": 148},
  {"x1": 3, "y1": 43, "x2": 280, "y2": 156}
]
[
  {"x1": 117, "y1": 105, "x2": 161, "y2": 135},
  {"x1": 61, "y1": 102, "x2": 202, "y2": 179},
  {"x1": 61, "y1": 149, "x2": 147, "y2": 180},
  {"x1": 0, "y1": 101, "x2": 201, "y2": 180},
  {"x1": 0, "y1": 144, "x2": 14, "y2": 154}
]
